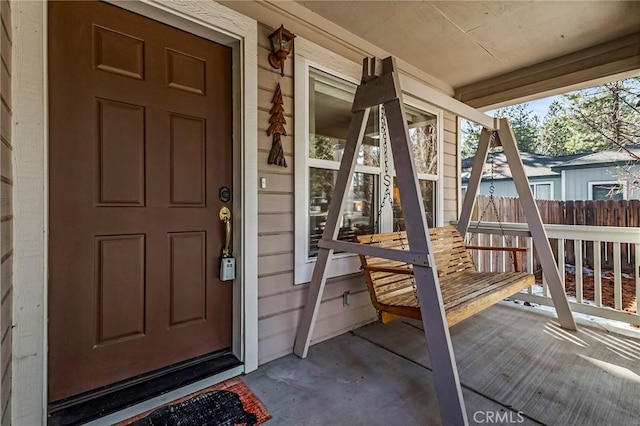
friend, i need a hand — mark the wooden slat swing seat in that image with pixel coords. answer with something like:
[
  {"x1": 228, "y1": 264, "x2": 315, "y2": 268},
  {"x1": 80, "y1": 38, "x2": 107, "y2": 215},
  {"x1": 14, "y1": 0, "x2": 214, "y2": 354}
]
[
  {"x1": 356, "y1": 226, "x2": 534, "y2": 327},
  {"x1": 293, "y1": 56, "x2": 577, "y2": 425},
  {"x1": 358, "y1": 124, "x2": 534, "y2": 326}
]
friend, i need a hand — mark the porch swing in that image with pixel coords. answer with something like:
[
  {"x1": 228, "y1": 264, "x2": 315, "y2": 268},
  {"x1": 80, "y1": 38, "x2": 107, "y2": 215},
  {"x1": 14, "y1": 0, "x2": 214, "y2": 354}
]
[
  {"x1": 293, "y1": 57, "x2": 577, "y2": 426},
  {"x1": 354, "y1": 109, "x2": 533, "y2": 326}
]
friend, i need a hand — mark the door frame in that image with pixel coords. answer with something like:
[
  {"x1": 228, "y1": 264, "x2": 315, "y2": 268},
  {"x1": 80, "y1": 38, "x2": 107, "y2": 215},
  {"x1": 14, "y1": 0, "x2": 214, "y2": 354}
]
[{"x1": 12, "y1": 1, "x2": 258, "y2": 423}]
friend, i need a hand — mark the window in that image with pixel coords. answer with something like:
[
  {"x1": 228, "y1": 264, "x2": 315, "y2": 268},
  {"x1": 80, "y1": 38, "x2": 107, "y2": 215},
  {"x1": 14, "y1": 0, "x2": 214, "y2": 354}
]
[
  {"x1": 589, "y1": 181, "x2": 626, "y2": 200},
  {"x1": 529, "y1": 182, "x2": 553, "y2": 200},
  {"x1": 294, "y1": 53, "x2": 443, "y2": 284},
  {"x1": 391, "y1": 104, "x2": 440, "y2": 228},
  {"x1": 307, "y1": 68, "x2": 380, "y2": 258}
]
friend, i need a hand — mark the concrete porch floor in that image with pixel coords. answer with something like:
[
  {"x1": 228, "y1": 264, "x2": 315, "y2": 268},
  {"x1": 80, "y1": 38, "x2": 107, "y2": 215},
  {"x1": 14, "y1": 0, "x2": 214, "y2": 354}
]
[{"x1": 244, "y1": 302, "x2": 640, "y2": 425}]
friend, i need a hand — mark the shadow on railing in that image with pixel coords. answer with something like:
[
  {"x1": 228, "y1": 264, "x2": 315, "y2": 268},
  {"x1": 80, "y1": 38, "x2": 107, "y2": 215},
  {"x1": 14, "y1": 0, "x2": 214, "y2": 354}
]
[{"x1": 460, "y1": 221, "x2": 640, "y2": 327}]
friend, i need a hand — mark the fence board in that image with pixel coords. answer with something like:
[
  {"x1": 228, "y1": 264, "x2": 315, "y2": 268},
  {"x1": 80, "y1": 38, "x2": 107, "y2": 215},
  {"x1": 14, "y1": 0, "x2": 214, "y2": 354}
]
[{"x1": 472, "y1": 195, "x2": 639, "y2": 272}]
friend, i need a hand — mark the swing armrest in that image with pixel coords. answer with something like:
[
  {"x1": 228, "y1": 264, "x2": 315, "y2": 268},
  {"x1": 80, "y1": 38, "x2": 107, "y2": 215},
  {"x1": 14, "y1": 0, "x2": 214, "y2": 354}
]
[
  {"x1": 362, "y1": 265, "x2": 413, "y2": 275},
  {"x1": 465, "y1": 246, "x2": 529, "y2": 272}
]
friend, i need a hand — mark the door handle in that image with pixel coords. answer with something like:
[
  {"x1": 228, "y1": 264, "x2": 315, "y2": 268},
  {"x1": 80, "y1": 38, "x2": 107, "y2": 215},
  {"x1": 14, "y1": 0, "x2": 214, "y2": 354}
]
[{"x1": 219, "y1": 206, "x2": 232, "y2": 257}]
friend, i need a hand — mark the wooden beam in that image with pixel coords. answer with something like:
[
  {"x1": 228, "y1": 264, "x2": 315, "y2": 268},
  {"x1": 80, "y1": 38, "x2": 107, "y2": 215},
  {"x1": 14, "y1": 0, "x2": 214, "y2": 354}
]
[
  {"x1": 384, "y1": 91, "x2": 468, "y2": 425},
  {"x1": 318, "y1": 239, "x2": 431, "y2": 267},
  {"x1": 457, "y1": 129, "x2": 492, "y2": 236},
  {"x1": 399, "y1": 74, "x2": 498, "y2": 129},
  {"x1": 293, "y1": 108, "x2": 370, "y2": 358},
  {"x1": 497, "y1": 119, "x2": 577, "y2": 331},
  {"x1": 455, "y1": 32, "x2": 640, "y2": 109},
  {"x1": 352, "y1": 73, "x2": 399, "y2": 112}
]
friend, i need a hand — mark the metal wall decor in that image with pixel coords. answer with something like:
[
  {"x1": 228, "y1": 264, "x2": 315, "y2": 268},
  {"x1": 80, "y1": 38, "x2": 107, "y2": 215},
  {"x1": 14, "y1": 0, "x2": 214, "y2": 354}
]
[{"x1": 267, "y1": 83, "x2": 287, "y2": 167}]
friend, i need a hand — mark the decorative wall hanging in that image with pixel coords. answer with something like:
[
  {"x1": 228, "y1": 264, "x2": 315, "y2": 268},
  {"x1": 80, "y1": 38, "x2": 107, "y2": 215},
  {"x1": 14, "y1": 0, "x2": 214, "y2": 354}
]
[
  {"x1": 267, "y1": 83, "x2": 287, "y2": 167},
  {"x1": 267, "y1": 25, "x2": 295, "y2": 76}
]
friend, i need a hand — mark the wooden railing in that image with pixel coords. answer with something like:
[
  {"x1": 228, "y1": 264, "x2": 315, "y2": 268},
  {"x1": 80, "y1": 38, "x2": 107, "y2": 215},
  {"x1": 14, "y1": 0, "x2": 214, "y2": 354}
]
[
  {"x1": 464, "y1": 222, "x2": 640, "y2": 326},
  {"x1": 472, "y1": 196, "x2": 640, "y2": 270}
]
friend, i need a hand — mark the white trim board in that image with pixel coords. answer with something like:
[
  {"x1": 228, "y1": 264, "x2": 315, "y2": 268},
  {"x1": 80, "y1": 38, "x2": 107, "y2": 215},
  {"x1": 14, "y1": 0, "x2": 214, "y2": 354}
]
[
  {"x1": 529, "y1": 180, "x2": 554, "y2": 200},
  {"x1": 11, "y1": 1, "x2": 258, "y2": 423},
  {"x1": 588, "y1": 180, "x2": 628, "y2": 200}
]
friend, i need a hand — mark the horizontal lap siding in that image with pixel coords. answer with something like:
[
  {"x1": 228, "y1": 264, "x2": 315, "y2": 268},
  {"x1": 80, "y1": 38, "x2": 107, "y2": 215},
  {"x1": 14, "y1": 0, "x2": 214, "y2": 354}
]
[
  {"x1": 255, "y1": 24, "x2": 375, "y2": 365},
  {"x1": 0, "y1": 1, "x2": 11, "y2": 424},
  {"x1": 443, "y1": 112, "x2": 458, "y2": 223}
]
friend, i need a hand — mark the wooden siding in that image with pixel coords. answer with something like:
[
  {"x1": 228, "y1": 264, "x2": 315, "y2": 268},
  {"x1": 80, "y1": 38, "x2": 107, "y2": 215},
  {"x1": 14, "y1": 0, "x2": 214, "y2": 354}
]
[
  {"x1": 256, "y1": 24, "x2": 377, "y2": 364},
  {"x1": 0, "y1": 0, "x2": 11, "y2": 424},
  {"x1": 442, "y1": 112, "x2": 458, "y2": 224}
]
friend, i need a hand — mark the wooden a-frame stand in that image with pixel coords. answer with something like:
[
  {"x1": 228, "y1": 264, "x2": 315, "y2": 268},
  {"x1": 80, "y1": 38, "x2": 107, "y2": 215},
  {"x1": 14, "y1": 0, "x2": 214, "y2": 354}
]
[{"x1": 293, "y1": 57, "x2": 576, "y2": 426}]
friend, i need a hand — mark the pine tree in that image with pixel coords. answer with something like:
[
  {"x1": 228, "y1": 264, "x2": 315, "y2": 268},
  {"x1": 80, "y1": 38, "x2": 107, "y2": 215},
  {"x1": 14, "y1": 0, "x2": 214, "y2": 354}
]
[
  {"x1": 537, "y1": 101, "x2": 573, "y2": 156},
  {"x1": 267, "y1": 83, "x2": 287, "y2": 167},
  {"x1": 460, "y1": 119, "x2": 482, "y2": 159},
  {"x1": 461, "y1": 103, "x2": 540, "y2": 158},
  {"x1": 562, "y1": 78, "x2": 640, "y2": 154},
  {"x1": 493, "y1": 103, "x2": 540, "y2": 152}
]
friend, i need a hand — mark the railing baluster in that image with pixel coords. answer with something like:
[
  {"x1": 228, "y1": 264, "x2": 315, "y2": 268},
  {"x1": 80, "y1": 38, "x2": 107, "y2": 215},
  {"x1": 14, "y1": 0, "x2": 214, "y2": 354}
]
[
  {"x1": 575, "y1": 239, "x2": 583, "y2": 304},
  {"x1": 635, "y1": 243, "x2": 639, "y2": 314},
  {"x1": 527, "y1": 236, "x2": 534, "y2": 294},
  {"x1": 484, "y1": 233, "x2": 491, "y2": 273},
  {"x1": 511, "y1": 235, "x2": 517, "y2": 273},
  {"x1": 558, "y1": 238, "x2": 565, "y2": 289},
  {"x1": 614, "y1": 242, "x2": 622, "y2": 310},
  {"x1": 594, "y1": 241, "x2": 602, "y2": 307},
  {"x1": 501, "y1": 234, "x2": 506, "y2": 272}
]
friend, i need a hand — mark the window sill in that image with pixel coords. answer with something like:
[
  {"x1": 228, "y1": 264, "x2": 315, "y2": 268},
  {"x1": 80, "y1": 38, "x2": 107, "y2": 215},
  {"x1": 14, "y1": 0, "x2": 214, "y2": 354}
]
[{"x1": 294, "y1": 253, "x2": 362, "y2": 285}]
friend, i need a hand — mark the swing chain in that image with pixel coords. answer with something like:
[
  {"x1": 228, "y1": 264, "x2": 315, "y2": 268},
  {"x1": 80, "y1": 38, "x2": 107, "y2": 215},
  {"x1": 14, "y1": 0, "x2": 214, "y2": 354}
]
[
  {"x1": 371, "y1": 105, "x2": 393, "y2": 240},
  {"x1": 369, "y1": 105, "x2": 417, "y2": 302}
]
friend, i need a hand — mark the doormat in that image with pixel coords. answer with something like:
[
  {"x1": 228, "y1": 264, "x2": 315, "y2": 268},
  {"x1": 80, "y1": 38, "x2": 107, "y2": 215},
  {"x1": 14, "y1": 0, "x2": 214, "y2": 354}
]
[{"x1": 118, "y1": 378, "x2": 271, "y2": 426}]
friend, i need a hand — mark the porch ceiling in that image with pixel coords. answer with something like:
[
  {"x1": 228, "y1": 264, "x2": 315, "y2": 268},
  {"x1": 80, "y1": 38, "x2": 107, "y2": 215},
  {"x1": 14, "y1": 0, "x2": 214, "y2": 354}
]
[
  {"x1": 296, "y1": 1, "x2": 639, "y2": 87},
  {"x1": 294, "y1": 1, "x2": 640, "y2": 106}
]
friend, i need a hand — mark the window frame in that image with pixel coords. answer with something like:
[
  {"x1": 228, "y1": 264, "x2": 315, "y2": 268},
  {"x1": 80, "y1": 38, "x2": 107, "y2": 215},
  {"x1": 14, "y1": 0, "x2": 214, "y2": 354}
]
[
  {"x1": 588, "y1": 180, "x2": 627, "y2": 200},
  {"x1": 389, "y1": 97, "x2": 444, "y2": 229},
  {"x1": 529, "y1": 181, "x2": 554, "y2": 200},
  {"x1": 294, "y1": 43, "x2": 443, "y2": 284}
]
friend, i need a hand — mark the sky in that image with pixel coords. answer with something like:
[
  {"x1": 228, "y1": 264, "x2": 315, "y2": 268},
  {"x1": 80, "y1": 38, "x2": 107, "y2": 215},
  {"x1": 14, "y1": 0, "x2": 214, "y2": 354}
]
[
  {"x1": 526, "y1": 95, "x2": 563, "y2": 119},
  {"x1": 487, "y1": 95, "x2": 563, "y2": 120}
]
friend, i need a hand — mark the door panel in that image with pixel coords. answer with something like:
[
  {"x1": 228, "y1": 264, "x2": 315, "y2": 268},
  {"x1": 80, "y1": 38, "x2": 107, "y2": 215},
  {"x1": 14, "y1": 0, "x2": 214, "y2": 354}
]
[
  {"x1": 96, "y1": 99, "x2": 146, "y2": 206},
  {"x1": 95, "y1": 234, "x2": 146, "y2": 345},
  {"x1": 48, "y1": 1, "x2": 233, "y2": 401}
]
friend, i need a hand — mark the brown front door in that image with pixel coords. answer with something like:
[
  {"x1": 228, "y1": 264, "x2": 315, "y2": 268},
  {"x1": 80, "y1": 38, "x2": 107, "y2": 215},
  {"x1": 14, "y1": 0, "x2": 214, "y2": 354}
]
[{"x1": 48, "y1": 1, "x2": 233, "y2": 402}]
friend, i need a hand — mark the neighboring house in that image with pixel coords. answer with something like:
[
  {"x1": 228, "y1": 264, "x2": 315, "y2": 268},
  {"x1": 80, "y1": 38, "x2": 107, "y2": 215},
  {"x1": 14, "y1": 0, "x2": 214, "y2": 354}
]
[
  {"x1": 551, "y1": 144, "x2": 640, "y2": 200},
  {"x1": 461, "y1": 152, "x2": 585, "y2": 200},
  {"x1": 2, "y1": 1, "x2": 639, "y2": 424},
  {"x1": 462, "y1": 146, "x2": 640, "y2": 201}
]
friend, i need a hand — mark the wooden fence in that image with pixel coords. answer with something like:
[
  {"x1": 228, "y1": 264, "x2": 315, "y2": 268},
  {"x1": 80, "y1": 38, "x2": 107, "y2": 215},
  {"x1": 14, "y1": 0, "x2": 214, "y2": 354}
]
[{"x1": 470, "y1": 196, "x2": 640, "y2": 270}]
